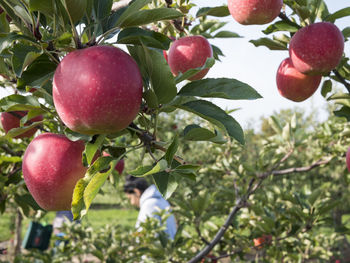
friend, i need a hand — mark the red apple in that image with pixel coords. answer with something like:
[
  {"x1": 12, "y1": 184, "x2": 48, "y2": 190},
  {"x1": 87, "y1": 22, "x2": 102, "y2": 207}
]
[
  {"x1": 276, "y1": 58, "x2": 322, "y2": 102},
  {"x1": 53, "y1": 45, "x2": 143, "y2": 135},
  {"x1": 1, "y1": 111, "x2": 43, "y2": 138},
  {"x1": 346, "y1": 147, "x2": 350, "y2": 172},
  {"x1": 102, "y1": 151, "x2": 125, "y2": 174},
  {"x1": 22, "y1": 133, "x2": 87, "y2": 211},
  {"x1": 253, "y1": 234, "x2": 272, "y2": 248},
  {"x1": 227, "y1": 0, "x2": 282, "y2": 25},
  {"x1": 289, "y1": 22, "x2": 344, "y2": 75},
  {"x1": 167, "y1": 35, "x2": 213, "y2": 81}
]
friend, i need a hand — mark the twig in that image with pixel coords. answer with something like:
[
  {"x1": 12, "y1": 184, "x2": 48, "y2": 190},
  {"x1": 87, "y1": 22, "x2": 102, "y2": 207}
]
[
  {"x1": 278, "y1": 12, "x2": 302, "y2": 29},
  {"x1": 195, "y1": 222, "x2": 210, "y2": 246},
  {"x1": 271, "y1": 158, "x2": 332, "y2": 176},
  {"x1": 333, "y1": 69, "x2": 350, "y2": 93},
  {"x1": 0, "y1": 145, "x2": 22, "y2": 156}
]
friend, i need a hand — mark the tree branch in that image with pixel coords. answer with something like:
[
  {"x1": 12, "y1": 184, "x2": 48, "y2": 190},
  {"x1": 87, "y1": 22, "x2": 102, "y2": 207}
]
[
  {"x1": 333, "y1": 69, "x2": 350, "y2": 93},
  {"x1": 271, "y1": 157, "x2": 332, "y2": 176},
  {"x1": 0, "y1": 144, "x2": 22, "y2": 156}
]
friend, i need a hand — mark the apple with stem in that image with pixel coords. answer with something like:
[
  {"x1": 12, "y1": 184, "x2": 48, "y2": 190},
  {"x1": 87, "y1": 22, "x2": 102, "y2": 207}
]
[
  {"x1": 22, "y1": 133, "x2": 87, "y2": 211},
  {"x1": 289, "y1": 22, "x2": 344, "y2": 75},
  {"x1": 227, "y1": 0, "x2": 283, "y2": 25},
  {"x1": 167, "y1": 35, "x2": 213, "y2": 81},
  {"x1": 276, "y1": 58, "x2": 322, "y2": 102},
  {"x1": 53, "y1": 45, "x2": 143, "y2": 135}
]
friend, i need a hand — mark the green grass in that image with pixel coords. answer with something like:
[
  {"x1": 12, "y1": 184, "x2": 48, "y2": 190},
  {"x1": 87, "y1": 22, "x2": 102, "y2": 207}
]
[{"x1": 0, "y1": 209, "x2": 138, "y2": 242}]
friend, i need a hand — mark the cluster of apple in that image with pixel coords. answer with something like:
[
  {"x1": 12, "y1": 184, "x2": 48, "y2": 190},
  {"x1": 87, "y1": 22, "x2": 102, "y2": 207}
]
[
  {"x1": 227, "y1": 0, "x2": 344, "y2": 102},
  {"x1": 2, "y1": 33, "x2": 214, "y2": 211}
]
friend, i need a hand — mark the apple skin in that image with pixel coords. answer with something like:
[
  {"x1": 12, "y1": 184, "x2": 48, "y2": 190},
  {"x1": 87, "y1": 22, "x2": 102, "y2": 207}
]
[
  {"x1": 102, "y1": 152, "x2": 124, "y2": 174},
  {"x1": 227, "y1": 0, "x2": 283, "y2": 25},
  {"x1": 276, "y1": 58, "x2": 322, "y2": 102},
  {"x1": 253, "y1": 235, "x2": 272, "y2": 248},
  {"x1": 346, "y1": 147, "x2": 350, "y2": 172},
  {"x1": 167, "y1": 35, "x2": 213, "y2": 81},
  {"x1": 53, "y1": 45, "x2": 143, "y2": 135},
  {"x1": 22, "y1": 133, "x2": 87, "y2": 211},
  {"x1": 289, "y1": 22, "x2": 344, "y2": 75},
  {"x1": 1, "y1": 111, "x2": 43, "y2": 138}
]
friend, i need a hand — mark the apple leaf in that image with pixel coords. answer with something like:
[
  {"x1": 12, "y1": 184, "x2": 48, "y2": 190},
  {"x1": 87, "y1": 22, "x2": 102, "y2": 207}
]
[
  {"x1": 152, "y1": 171, "x2": 178, "y2": 199},
  {"x1": 0, "y1": 32, "x2": 36, "y2": 54},
  {"x1": 72, "y1": 156, "x2": 115, "y2": 220},
  {"x1": 175, "y1": 100, "x2": 245, "y2": 145},
  {"x1": 183, "y1": 125, "x2": 216, "y2": 140},
  {"x1": 324, "y1": 7, "x2": 350, "y2": 22},
  {"x1": 342, "y1": 27, "x2": 350, "y2": 39},
  {"x1": 178, "y1": 78, "x2": 262, "y2": 100},
  {"x1": 128, "y1": 45, "x2": 177, "y2": 104},
  {"x1": 249, "y1": 38, "x2": 288, "y2": 50},
  {"x1": 11, "y1": 43, "x2": 42, "y2": 77},
  {"x1": 119, "y1": 8, "x2": 183, "y2": 28},
  {"x1": 262, "y1": 21, "x2": 301, "y2": 35},
  {"x1": 175, "y1": 57, "x2": 215, "y2": 84},
  {"x1": 4, "y1": 120, "x2": 43, "y2": 139},
  {"x1": 83, "y1": 135, "x2": 106, "y2": 166},
  {"x1": 29, "y1": 0, "x2": 54, "y2": 15},
  {"x1": 115, "y1": 0, "x2": 152, "y2": 27},
  {"x1": 144, "y1": 159, "x2": 168, "y2": 176},
  {"x1": 118, "y1": 27, "x2": 172, "y2": 50},
  {"x1": 165, "y1": 135, "x2": 179, "y2": 167},
  {"x1": 129, "y1": 165, "x2": 154, "y2": 176},
  {"x1": 213, "y1": 31, "x2": 241, "y2": 38},
  {"x1": 334, "y1": 106, "x2": 350, "y2": 121},
  {"x1": 321, "y1": 80, "x2": 332, "y2": 98},
  {"x1": 196, "y1": 6, "x2": 230, "y2": 17},
  {"x1": 0, "y1": 94, "x2": 41, "y2": 111}
]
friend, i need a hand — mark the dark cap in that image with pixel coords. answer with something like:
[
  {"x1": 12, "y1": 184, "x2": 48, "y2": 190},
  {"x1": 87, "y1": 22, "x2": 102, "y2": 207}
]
[{"x1": 124, "y1": 175, "x2": 149, "y2": 193}]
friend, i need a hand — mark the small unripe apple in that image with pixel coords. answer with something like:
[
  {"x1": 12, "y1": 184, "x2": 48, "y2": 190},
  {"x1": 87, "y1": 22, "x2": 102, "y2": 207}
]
[
  {"x1": 102, "y1": 151, "x2": 125, "y2": 175},
  {"x1": 346, "y1": 147, "x2": 350, "y2": 172},
  {"x1": 1, "y1": 111, "x2": 43, "y2": 138},
  {"x1": 289, "y1": 22, "x2": 344, "y2": 75},
  {"x1": 227, "y1": 0, "x2": 283, "y2": 25},
  {"x1": 167, "y1": 35, "x2": 213, "y2": 81},
  {"x1": 53, "y1": 45, "x2": 143, "y2": 135},
  {"x1": 276, "y1": 58, "x2": 322, "y2": 102},
  {"x1": 22, "y1": 133, "x2": 87, "y2": 211}
]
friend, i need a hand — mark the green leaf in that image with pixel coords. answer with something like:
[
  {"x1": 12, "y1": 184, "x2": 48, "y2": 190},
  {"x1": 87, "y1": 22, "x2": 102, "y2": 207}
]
[
  {"x1": 249, "y1": 38, "x2": 288, "y2": 50},
  {"x1": 308, "y1": 189, "x2": 322, "y2": 206},
  {"x1": 268, "y1": 116, "x2": 283, "y2": 134},
  {"x1": 321, "y1": 80, "x2": 332, "y2": 98},
  {"x1": 143, "y1": 89, "x2": 159, "y2": 109},
  {"x1": 0, "y1": 32, "x2": 36, "y2": 54},
  {"x1": 334, "y1": 106, "x2": 350, "y2": 121},
  {"x1": 11, "y1": 43, "x2": 42, "y2": 77},
  {"x1": 64, "y1": 128, "x2": 93, "y2": 142},
  {"x1": 175, "y1": 100, "x2": 245, "y2": 144},
  {"x1": 128, "y1": 45, "x2": 176, "y2": 104},
  {"x1": 0, "y1": 94, "x2": 41, "y2": 111},
  {"x1": 173, "y1": 164, "x2": 200, "y2": 174},
  {"x1": 184, "y1": 125, "x2": 216, "y2": 141},
  {"x1": 152, "y1": 171, "x2": 178, "y2": 199},
  {"x1": 120, "y1": 8, "x2": 183, "y2": 28},
  {"x1": 196, "y1": 6, "x2": 230, "y2": 17},
  {"x1": 175, "y1": 57, "x2": 215, "y2": 84},
  {"x1": 129, "y1": 165, "x2": 154, "y2": 176},
  {"x1": 72, "y1": 156, "x2": 115, "y2": 219},
  {"x1": 0, "y1": 13, "x2": 10, "y2": 34},
  {"x1": 213, "y1": 31, "x2": 241, "y2": 38},
  {"x1": 262, "y1": 21, "x2": 300, "y2": 35},
  {"x1": 5, "y1": 120, "x2": 43, "y2": 138},
  {"x1": 317, "y1": 200, "x2": 341, "y2": 215},
  {"x1": 144, "y1": 159, "x2": 168, "y2": 176},
  {"x1": 324, "y1": 7, "x2": 350, "y2": 22},
  {"x1": 165, "y1": 135, "x2": 179, "y2": 166},
  {"x1": 29, "y1": 0, "x2": 54, "y2": 14},
  {"x1": 83, "y1": 135, "x2": 106, "y2": 166},
  {"x1": 342, "y1": 27, "x2": 350, "y2": 39},
  {"x1": 63, "y1": 0, "x2": 88, "y2": 24},
  {"x1": 115, "y1": 0, "x2": 152, "y2": 27},
  {"x1": 118, "y1": 27, "x2": 171, "y2": 50},
  {"x1": 17, "y1": 54, "x2": 57, "y2": 89},
  {"x1": 178, "y1": 78, "x2": 262, "y2": 100}
]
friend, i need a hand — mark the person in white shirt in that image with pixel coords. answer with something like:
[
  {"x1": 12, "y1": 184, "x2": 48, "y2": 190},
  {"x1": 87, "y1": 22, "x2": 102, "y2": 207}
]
[{"x1": 123, "y1": 175, "x2": 177, "y2": 239}]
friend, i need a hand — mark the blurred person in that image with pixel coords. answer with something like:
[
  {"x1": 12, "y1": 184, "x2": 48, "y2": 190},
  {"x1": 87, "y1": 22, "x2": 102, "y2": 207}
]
[{"x1": 124, "y1": 175, "x2": 177, "y2": 239}]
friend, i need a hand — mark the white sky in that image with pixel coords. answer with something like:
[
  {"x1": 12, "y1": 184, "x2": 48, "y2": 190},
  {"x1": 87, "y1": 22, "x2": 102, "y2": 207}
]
[{"x1": 1, "y1": 1, "x2": 349, "y2": 130}]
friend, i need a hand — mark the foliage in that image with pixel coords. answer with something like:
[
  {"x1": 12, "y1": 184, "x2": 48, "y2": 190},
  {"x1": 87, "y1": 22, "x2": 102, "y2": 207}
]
[{"x1": 0, "y1": 0, "x2": 350, "y2": 262}]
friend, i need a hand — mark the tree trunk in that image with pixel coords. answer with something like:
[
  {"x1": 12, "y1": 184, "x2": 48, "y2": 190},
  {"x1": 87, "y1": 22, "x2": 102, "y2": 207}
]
[{"x1": 13, "y1": 209, "x2": 22, "y2": 257}]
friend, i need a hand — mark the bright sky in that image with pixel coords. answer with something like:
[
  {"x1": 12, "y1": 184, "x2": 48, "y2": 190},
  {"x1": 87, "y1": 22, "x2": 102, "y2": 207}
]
[
  {"x1": 0, "y1": 1, "x2": 349, "y2": 130},
  {"x1": 192, "y1": 0, "x2": 350, "y2": 129}
]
